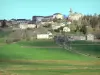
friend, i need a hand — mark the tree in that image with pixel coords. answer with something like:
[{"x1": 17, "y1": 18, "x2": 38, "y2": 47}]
[
  {"x1": 1, "y1": 20, "x2": 7, "y2": 28},
  {"x1": 90, "y1": 16, "x2": 98, "y2": 30},
  {"x1": 80, "y1": 17, "x2": 90, "y2": 34},
  {"x1": 53, "y1": 17, "x2": 62, "y2": 23},
  {"x1": 43, "y1": 23, "x2": 52, "y2": 28},
  {"x1": 80, "y1": 25, "x2": 87, "y2": 35},
  {"x1": 72, "y1": 20, "x2": 82, "y2": 32}
]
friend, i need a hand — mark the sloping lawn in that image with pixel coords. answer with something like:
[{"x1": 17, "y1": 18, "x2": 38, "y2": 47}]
[
  {"x1": 9, "y1": 69, "x2": 100, "y2": 75},
  {"x1": 72, "y1": 45, "x2": 100, "y2": 56},
  {"x1": 70, "y1": 41, "x2": 100, "y2": 57},
  {"x1": 0, "y1": 44, "x2": 93, "y2": 60},
  {"x1": 0, "y1": 40, "x2": 100, "y2": 75},
  {"x1": 71, "y1": 40, "x2": 100, "y2": 44}
]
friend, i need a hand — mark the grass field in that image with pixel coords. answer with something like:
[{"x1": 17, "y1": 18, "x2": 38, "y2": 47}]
[
  {"x1": 71, "y1": 45, "x2": 100, "y2": 57},
  {"x1": 70, "y1": 40, "x2": 100, "y2": 57},
  {"x1": 0, "y1": 39, "x2": 100, "y2": 75}
]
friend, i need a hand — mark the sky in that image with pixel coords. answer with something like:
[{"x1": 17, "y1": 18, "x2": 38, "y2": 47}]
[{"x1": 0, "y1": 0, "x2": 100, "y2": 20}]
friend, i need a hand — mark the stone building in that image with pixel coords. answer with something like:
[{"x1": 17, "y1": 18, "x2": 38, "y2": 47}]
[
  {"x1": 53, "y1": 13, "x2": 64, "y2": 19},
  {"x1": 86, "y1": 34, "x2": 94, "y2": 41},
  {"x1": 68, "y1": 8, "x2": 83, "y2": 21}
]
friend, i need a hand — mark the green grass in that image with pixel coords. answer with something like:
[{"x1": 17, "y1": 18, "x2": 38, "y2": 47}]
[
  {"x1": 72, "y1": 45, "x2": 100, "y2": 56},
  {"x1": 0, "y1": 40, "x2": 100, "y2": 75},
  {"x1": 0, "y1": 30, "x2": 11, "y2": 44},
  {"x1": 18, "y1": 39, "x2": 58, "y2": 47},
  {"x1": 0, "y1": 61, "x2": 100, "y2": 75},
  {"x1": 71, "y1": 40, "x2": 100, "y2": 44},
  {"x1": 0, "y1": 38, "x2": 5, "y2": 43},
  {"x1": 70, "y1": 41, "x2": 100, "y2": 57},
  {"x1": 0, "y1": 43, "x2": 93, "y2": 60}
]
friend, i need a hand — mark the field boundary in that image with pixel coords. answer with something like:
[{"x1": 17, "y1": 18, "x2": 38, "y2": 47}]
[
  {"x1": 20, "y1": 45, "x2": 62, "y2": 48},
  {"x1": 4, "y1": 67, "x2": 100, "y2": 71},
  {"x1": 56, "y1": 43, "x2": 100, "y2": 59},
  {"x1": 0, "y1": 59, "x2": 100, "y2": 65}
]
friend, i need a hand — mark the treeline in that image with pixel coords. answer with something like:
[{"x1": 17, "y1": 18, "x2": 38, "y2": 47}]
[
  {"x1": 71, "y1": 14, "x2": 100, "y2": 34},
  {"x1": 82, "y1": 14, "x2": 100, "y2": 29}
]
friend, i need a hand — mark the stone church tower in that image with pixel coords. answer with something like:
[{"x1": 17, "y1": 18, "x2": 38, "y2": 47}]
[{"x1": 69, "y1": 8, "x2": 73, "y2": 15}]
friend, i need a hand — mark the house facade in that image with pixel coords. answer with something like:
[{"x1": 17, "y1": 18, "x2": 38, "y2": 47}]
[
  {"x1": 32, "y1": 16, "x2": 53, "y2": 24},
  {"x1": 70, "y1": 35, "x2": 86, "y2": 41},
  {"x1": 32, "y1": 16, "x2": 44, "y2": 24},
  {"x1": 16, "y1": 19, "x2": 30, "y2": 24},
  {"x1": 11, "y1": 19, "x2": 30, "y2": 25},
  {"x1": 86, "y1": 34, "x2": 94, "y2": 41},
  {"x1": 19, "y1": 24, "x2": 36, "y2": 30},
  {"x1": 53, "y1": 13, "x2": 64, "y2": 19},
  {"x1": 42, "y1": 16, "x2": 53, "y2": 22}
]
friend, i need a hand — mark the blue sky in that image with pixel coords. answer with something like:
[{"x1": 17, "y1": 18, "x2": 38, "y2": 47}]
[{"x1": 0, "y1": 0, "x2": 100, "y2": 20}]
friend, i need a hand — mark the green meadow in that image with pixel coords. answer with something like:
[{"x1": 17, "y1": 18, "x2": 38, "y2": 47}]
[{"x1": 0, "y1": 39, "x2": 100, "y2": 75}]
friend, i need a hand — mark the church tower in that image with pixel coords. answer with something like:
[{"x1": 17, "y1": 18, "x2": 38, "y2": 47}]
[{"x1": 69, "y1": 8, "x2": 73, "y2": 15}]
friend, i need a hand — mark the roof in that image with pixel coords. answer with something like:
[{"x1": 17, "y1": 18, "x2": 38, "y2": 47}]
[
  {"x1": 16, "y1": 19, "x2": 28, "y2": 21},
  {"x1": 33, "y1": 16, "x2": 44, "y2": 18},
  {"x1": 53, "y1": 13, "x2": 62, "y2": 15},
  {"x1": 33, "y1": 15, "x2": 53, "y2": 18},
  {"x1": 43, "y1": 16, "x2": 53, "y2": 18}
]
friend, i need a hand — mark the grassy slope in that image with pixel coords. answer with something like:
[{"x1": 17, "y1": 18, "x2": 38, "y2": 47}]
[
  {"x1": 0, "y1": 40, "x2": 100, "y2": 75},
  {"x1": 72, "y1": 45, "x2": 100, "y2": 56},
  {"x1": 0, "y1": 43, "x2": 93, "y2": 60},
  {"x1": 70, "y1": 41, "x2": 100, "y2": 57},
  {"x1": 9, "y1": 69, "x2": 100, "y2": 75}
]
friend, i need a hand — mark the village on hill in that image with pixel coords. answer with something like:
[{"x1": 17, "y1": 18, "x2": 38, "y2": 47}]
[{"x1": 0, "y1": 8, "x2": 100, "y2": 42}]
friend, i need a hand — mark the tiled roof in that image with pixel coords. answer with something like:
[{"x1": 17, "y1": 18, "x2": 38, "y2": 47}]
[{"x1": 53, "y1": 13, "x2": 62, "y2": 15}]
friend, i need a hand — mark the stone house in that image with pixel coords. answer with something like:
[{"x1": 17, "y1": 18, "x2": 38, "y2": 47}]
[
  {"x1": 70, "y1": 35, "x2": 86, "y2": 41},
  {"x1": 32, "y1": 16, "x2": 44, "y2": 24},
  {"x1": 86, "y1": 34, "x2": 94, "y2": 41},
  {"x1": 63, "y1": 27, "x2": 70, "y2": 32},
  {"x1": 68, "y1": 8, "x2": 83, "y2": 21},
  {"x1": 42, "y1": 16, "x2": 53, "y2": 22},
  {"x1": 53, "y1": 13, "x2": 64, "y2": 19},
  {"x1": 33, "y1": 27, "x2": 52, "y2": 39},
  {"x1": 19, "y1": 24, "x2": 36, "y2": 30},
  {"x1": 11, "y1": 19, "x2": 30, "y2": 24}
]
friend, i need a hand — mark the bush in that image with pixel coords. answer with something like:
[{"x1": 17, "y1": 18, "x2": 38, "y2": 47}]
[
  {"x1": 6, "y1": 39, "x2": 13, "y2": 44},
  {"x1": 13, "y1": 39, "x2": 20, "y2": 42},
  {"x1": 95, "y1": 33, "x2": 100, "y2": 39},
  {"x1": 43, "y1": 23, "x2": 52, "y2": 28},
  {"x1": 6, "y1": 38, "x2": 21, "y2": 44}
]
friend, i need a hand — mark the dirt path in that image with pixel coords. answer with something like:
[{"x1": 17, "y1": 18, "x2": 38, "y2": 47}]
[
  {"x1": 0, "y1": 59, "x2": 100, "y2": 65},
  {"x1": 0, "y1": 59, "x2": 100, "y2": 75},
  {"x1": 4, "y1": 67, "x2": 100, "y2": 71},
  {"x1": 1, "y1": 66, "x2": 100, "y2": 75},
  {"x1": 70, "y1": 44, "x2": 100, "y2": 45}
]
